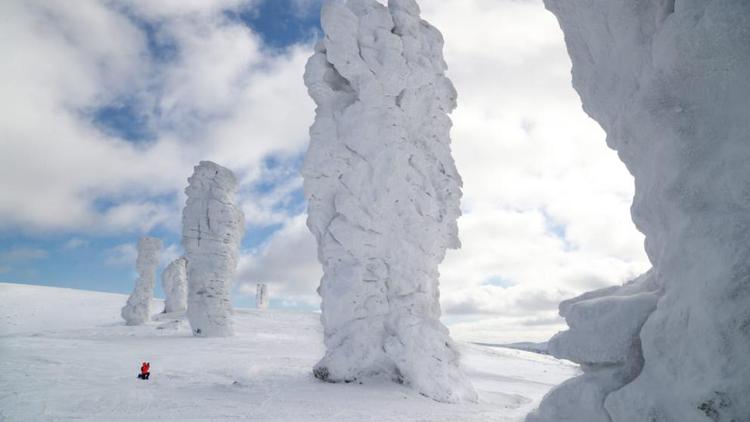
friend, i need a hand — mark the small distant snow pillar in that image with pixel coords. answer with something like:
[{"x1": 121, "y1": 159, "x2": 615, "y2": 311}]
[
  {"x1": 162, "y1": 257, "x2": 188, "y2": 313},
  {"x1": 121, "y1": 236, "x2": 162, "y2": 325},
  {"x1": 182, "y1": 161, "x2": 245, "y2": 337},
  {"x1": 256, "y1": 283, "x2": 269, "y2": 310},
  {"x1": 302, "y1": 0, "x2": 476, "y2": 403}
]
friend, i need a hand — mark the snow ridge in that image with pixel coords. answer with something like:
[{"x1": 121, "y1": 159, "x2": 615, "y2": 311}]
[
  {"x1": 532, "y1": 0, "x2": 750, "y2": 420},
  {"x1": 303, "y1": 0, "x2": 475, "y2": 403},
  {"x1": 182, "y1": 161, "x2": 245, "y2": 337},
  {"x1": 121, "y1": 236, "x2": 162, "y2": 325}
]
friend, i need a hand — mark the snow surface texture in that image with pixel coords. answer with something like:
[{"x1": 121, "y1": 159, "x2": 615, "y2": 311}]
[
  {"x1": 531, "y1": 1, "x2": 750, "y2": 421},
  {"x1": 0, "y1": 282, "x2": 578, "y2": 421},
  {"x1": 121, "y1": 236, "x2": 162, "y2": 326},
  {"x1": 303, "y1": 0, "x2": 475, "y2": 403},
  {"x1": 182, "y1": 161, "x2": 245, "y2": 337},
  {"x1": 256, "y1": 283, "x2": 269, "y2": 310},
  {"x1": 162, "y1": 257, "x2": 188, "y2": 313}
]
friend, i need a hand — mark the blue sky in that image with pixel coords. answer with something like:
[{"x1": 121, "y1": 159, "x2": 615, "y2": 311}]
[{"x1": 0, "y1": 0, "x2": 648, "y2": 342}]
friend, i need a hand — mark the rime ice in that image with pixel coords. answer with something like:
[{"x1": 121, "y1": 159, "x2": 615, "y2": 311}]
[
  {"x1": 303, "y1": 0, "x2": 475, "y2": 403},
  {"x1": 182, "y1": 161, "x2": 244, "y2": 337},
  {"x1": 121, "y1": 237, "x2": 162, "y2": 325},
  {"x1": 531, "y1": 0, "x2": 750, "y2": 420},
  {"x1": 162, "y1": 257, "x2": 188, "y2": 313}
]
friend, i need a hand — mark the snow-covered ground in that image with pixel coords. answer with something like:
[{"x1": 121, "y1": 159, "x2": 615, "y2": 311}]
[{"x1": 0, "y1": 282, "x2": 578, "y2": 421}]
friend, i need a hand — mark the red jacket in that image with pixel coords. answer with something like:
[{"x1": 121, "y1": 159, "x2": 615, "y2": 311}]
[{"x1": 141, "y1": 363, "x2": 150, "y2": 374}]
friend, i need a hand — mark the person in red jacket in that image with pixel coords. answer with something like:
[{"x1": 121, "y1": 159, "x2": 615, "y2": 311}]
[{"x1": 138, "y1": 362, "x2": 150, "y2": 380}]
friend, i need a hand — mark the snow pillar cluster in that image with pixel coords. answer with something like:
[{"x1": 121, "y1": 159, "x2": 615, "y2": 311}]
[
  {"x1": 531, "y1": 1, "x2": 750, "y2": 420},
  {"x1": 162, "y1": 257, "x2": 188, "y2": 313},
  {"x1": 303, "y1": 0, "x2": 476, "y2": 403},
  {"x1": 256, "y1": 283, "x2": 268, "y2": 310},
  {"x1": 182, "y1": 161, "x2": 245, "y2": 337},
  {"x1": 121, "y1": 236, "x2": 162, "y2": 326}
]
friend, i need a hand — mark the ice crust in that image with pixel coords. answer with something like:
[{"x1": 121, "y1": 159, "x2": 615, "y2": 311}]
[
  {"x1": 531, "y1": 0, "x2": 750, "y2": 420},
  {"x1": 162, "y1": 257, "x2": 188, "y2": 313},
  {"x1": 182, "y1": 161, "x2": 245, "y2": 337},
  {"x1": 303, "y1": 0, "x2": 476, "y2": 403},
  {"x1": 121, "y1": 236, "x2": 162, "y2": 326}
]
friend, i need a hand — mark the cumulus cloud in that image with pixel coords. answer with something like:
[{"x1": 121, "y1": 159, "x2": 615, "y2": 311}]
[
  {"x1": 223, "y1": 0, "x2": 650, "y2": 342},
  {"x1": 235, "y1": 214, "x2": 321, "y2": 307},
  {"x1": 1, "y1": 0, "x2": 651, "y2": 343},
  {"x1": 0, "y1": 0, "x2": 313, "y2": 234},
  {"x1": 413, "y1": 0, "x2": 650, "y2": 341},
  {"x1": 104, "y1": 243, "x2": 138, "y2": 268}
]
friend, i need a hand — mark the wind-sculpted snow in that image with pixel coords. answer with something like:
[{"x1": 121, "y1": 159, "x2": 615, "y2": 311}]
[
  {"x1": 121, "y1": 237, "x2": 162, "y2": 325},
  {"x1": 182, "y1": 161, "x2": 244, "y2": 337},
  {"x1": 303, "y1": 0, "x2": 475, "y2": 403},
  {"x1": 162, "y1": 257, "x2": 187, "y2": 313},
  {"x1": 528, "y1": 271, "x2": 660, "y2": 421},
  {"x1": 532, "y1": 1, "x2": 750, "y2": 420}
]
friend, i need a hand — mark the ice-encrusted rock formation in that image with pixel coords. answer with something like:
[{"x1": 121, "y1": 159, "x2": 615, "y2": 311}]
[
  {"x1": 121, "y1": 237, "x2": 162, "y2": 325},
  {"x1": 531, "y1": 1, "x2": 750, "y2": 420},
  {"x1": 256, "y1": 283, "x2": 268, "y2": 310},
  {"x1": 162, "y1": 257, "x2": 187, "y2": 313},
  {"x1": 182, "y1": 161, "x2": 245, "y2": 337},
  {"x1": 528, "y1": 271, "x2": 661, "y2": 421},
  {"x1": 303, "y1": 0, "x2": 476, "y2": 403}
]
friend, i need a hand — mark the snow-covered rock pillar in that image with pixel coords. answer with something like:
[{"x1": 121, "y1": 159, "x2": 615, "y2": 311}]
[
  {"x1": 303, "y1": 0, "x2": 476, "y2": 403},
  {"x1": 162, "y1": 257, "x2": 187, "y2": 313},
  {"x1": 182, "y1": 161, "x2": 245, "y2": 337},
  {"x1": 531, "y1": 1, "x2": 750, "y2": 420},
  {"x1": 121, "y1": 236, "x2": 162, "y2": 325},
  {"x1": 256, "y1": 283, "x2": 268, "y2": 310}
]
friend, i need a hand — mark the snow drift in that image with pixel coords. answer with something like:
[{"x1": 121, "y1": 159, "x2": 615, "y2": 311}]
[
  {"x1": 182, "y1": 161, "x2": 245, "y2": 337},
  {"x1": 121, "y1": 236, "x2": 162, "y2": 325},
  {"x1": 303, "y1": 0, "x2": 476, "y2": 403},
  {"x1": 531, "y1": 1, "x2": 750, "y2": 420},
  {"x1": 162, "y1": 257, "x2": 188, "y2": 313}
]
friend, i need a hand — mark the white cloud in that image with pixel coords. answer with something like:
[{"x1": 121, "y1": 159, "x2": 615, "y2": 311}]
[
  {"x1": 235, "y1": 214, "x2": 321, "y2": 307},
  {"x1": 104, "y1": 243, "x2": 138, "y2": 268},
  {"x1": 413, "y1": 0, "x2": 650, "y2": 341},
  {"x1": 230, "y1": 0, "x2": 650, "y2": 341},
  {"x1": 159, "y1": 242, "x2": 183, "y2": 269},
  {"x1": 1, "y1": 0, "x2": 652, "y2": 343},
  {"x1": 0, "y1": 247, "x2": 49, "y2": 264},
  {"x1": 62, "y1": 238, "x2": 89, "y2": 250},
  {"x1": 0, "y1": 246, "x2": 49, "y2": 278},
  {"x1": 224, "y1": 0, "x2": 651, "y2": 342},
  {"x1": 0, "y1": 0, "x2": 313, "y2": 234}
]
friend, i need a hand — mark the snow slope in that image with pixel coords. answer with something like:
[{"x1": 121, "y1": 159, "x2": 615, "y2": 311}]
[{"x1": 0, "y1": 282, "x2": 577, "y2": 421}]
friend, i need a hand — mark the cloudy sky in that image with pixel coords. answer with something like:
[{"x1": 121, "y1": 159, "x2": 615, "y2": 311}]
[{"x1": 0, "y1": 0, "x2": 649, "y2": 343}]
